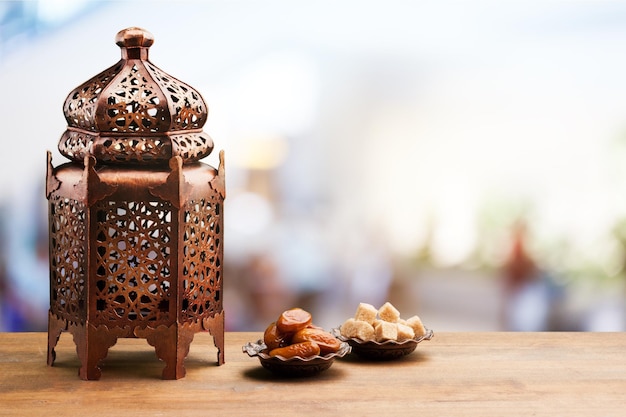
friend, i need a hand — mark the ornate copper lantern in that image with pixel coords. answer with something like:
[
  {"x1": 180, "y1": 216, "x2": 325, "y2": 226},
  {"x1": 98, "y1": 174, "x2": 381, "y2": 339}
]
[{"x1": 45, "y1": 27, "x2": 225, "y2": 380}]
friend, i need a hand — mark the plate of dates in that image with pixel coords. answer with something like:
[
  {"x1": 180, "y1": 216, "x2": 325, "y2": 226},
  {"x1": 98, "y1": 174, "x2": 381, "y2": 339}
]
[
  {"x1": 243, "y1": 339, "x2": 351, "y2": 377},
  {"x1": 243, "y1": 308, "x2": 351, "y2": 376}
]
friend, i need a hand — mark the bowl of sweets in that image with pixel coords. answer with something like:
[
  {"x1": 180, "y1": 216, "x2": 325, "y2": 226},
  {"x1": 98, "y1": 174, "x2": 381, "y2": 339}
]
[{"x1": 333, "y1": 302, "x2": 433, "y2": 361}]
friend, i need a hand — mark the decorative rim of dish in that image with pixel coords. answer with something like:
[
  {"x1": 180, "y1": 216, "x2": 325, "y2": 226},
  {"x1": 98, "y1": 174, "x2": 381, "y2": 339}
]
[
  {"x1": 331, "y1": 326, "x2": 434, "y2": 346},
  {"x1": 243, "y1": 339, "x2": 352, "y2": 362}
]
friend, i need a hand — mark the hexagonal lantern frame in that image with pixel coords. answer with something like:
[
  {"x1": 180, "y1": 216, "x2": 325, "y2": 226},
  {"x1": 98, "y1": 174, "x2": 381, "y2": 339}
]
[{"x1": 46, "y1": 27, "x2": 225, "y2": 380}]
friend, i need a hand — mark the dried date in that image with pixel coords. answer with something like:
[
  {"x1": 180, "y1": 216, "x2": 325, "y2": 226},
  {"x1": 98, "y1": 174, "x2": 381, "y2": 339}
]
[
  {"x1": 263, "y1": 321, "x2": 290, "y2": 351},
  {"x1": 276, "y1": 308, "x2": 312, "y2": 334},
  {"x1": 269, "y1": 341, "x2": 320, "y2": 359},
  {"x1": 292, "y1": 328, "x2": 341, "y2": 355}
]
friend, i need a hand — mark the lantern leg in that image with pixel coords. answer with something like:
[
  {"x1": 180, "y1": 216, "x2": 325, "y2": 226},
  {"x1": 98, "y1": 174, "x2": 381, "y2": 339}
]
[
  {"x1": 136, "y1": 323, "x2": 195, "y2": 380},
  {"x1": 47, "y1": 311, "x2": 66, "y2": 366},
  {"x1": 203, "y1": 311, "x2": 225, "y2": 365},
  {"x1": 212, "y1": 325, "x2": 225, "y2": 366},
  {"x1": 71, "y1": 323, "x2": 122, "y2": 380}
]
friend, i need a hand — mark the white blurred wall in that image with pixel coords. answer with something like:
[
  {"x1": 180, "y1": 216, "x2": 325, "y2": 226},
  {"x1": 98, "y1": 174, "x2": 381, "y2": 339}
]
[{"x1": 2, "y1": 0, "x2": 626, "y2": 331}]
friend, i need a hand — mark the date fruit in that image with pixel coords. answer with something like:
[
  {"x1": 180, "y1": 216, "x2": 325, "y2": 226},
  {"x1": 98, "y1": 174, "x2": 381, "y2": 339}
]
[
  {"x1": 276, "y1": 308, "x2": 312, "y2": 334},
  {"x1": 269, "y1": 341, "x2": 321, "y2": 359},
  {"x1": 292, "y1": 328, "x2": 341, "y2": 355},
  {"x1": 263, "y1": 322, "x2": 290, "y2": 351}
]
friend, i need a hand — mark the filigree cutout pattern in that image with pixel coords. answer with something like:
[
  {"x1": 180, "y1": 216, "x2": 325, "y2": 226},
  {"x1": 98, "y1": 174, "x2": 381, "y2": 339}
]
[
  {"x1": 98, "y1": 136, "x2": 172, "y2": 164},
  {"x1": 145, "y1": 62, "x2": 207, "y2": 130},
  {"x1": 64, "y1": 62, "x2": 124, "y2": 131},
  {"x1": 171, "y1": 132, "x2": 213, "y2": 161},
  {"x1": 49, "y1": 196, "x2": 87, "y2": 324},
  {"x1": 181, "y1": 197, "x2": 222, "y2": 322},
  {"x1": 58, "y1": 130, "x2": 96, "y2": 161},
  {"x1": 93, "y1": 200, "x2": 174, "y2": 323},
  {"x1": 101, "y1": 64, "x2": 168, "y2": 133}
]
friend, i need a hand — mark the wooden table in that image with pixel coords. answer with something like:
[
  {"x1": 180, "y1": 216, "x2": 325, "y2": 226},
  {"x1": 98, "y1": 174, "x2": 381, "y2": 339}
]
[{"x1": 0, "y1": 332, "x2": 625, "y2": 416}]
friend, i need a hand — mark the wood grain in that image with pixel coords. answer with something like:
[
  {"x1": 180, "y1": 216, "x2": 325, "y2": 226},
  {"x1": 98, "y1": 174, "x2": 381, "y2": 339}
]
[{"x1": 0, "y1": 332, "x2": 624, "y2": 416}]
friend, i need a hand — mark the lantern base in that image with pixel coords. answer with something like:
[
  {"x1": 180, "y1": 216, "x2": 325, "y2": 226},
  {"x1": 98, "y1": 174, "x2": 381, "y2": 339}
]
[{"x1": 47, "y1": 311, "x2": 224, "y2": 380}]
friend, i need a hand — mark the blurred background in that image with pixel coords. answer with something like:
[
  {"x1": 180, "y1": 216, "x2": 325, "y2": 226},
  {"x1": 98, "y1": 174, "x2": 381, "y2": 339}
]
[{"x1": 2, "y1": 0, "x2": 626, "y2": 332}]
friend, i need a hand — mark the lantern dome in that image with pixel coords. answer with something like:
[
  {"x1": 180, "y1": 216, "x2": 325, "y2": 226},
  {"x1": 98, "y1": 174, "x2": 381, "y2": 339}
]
[{"x1": 58, "y1": 27, "x2": 213, "y2": 165}]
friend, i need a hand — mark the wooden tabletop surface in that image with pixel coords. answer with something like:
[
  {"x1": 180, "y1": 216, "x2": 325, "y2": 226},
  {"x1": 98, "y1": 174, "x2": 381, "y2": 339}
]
[{"x1": 0, "y1": 331, "x2": 625, "y2": 416}]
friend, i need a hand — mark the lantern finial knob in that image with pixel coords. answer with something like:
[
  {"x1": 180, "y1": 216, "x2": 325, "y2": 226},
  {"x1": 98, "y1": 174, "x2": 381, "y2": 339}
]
[{"x1": 115, "y1": 27, "x2": 154, "y2": 49}]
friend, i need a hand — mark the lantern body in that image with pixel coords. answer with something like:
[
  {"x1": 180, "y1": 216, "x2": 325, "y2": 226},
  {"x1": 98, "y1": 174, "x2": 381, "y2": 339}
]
[{"x1": 46, "y1": 28, "x2": 225, "y2": 380}]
